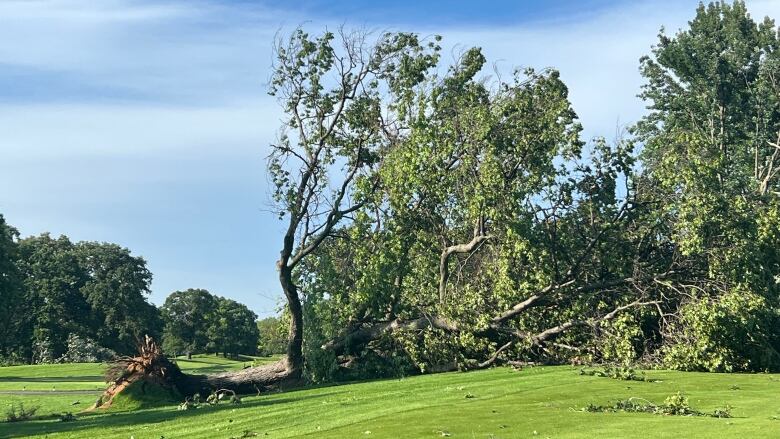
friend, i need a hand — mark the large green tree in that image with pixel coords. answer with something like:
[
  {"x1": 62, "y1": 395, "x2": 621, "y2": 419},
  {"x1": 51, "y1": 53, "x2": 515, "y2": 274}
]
[
  {"x1": 207, "y1": 297, "x2": 259, "y2": 358},
  {"x1": 12, "y1": 233, "x2": 161, "y2": 362},
  {"x1": 161, "y1": 289, "x2": 216, "y2": 359},
  {"x1": 0, "y1": 215, "x2": 26, "y2": 361},
  {"x1": 635, "y1": 0, "x2": 780, "y2": 371},
  {"x1": 17, "y1": 234, "x2": 91, "y2": 362},
  {"x1": 75, "y1": 242, "x2": 161, "y2": 354}
]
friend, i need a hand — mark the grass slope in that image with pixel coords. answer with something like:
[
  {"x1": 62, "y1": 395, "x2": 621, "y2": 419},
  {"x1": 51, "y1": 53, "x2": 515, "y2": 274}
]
[{"x1": 1, "y1": 361, "x2": 780, "y2": 438}]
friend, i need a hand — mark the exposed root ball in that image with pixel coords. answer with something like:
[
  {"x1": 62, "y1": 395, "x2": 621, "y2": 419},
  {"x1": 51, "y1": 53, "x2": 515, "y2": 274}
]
[
  {"x1": 90, "y1": 336, "x2": 187, "y2": 410},
  {"x1": 91, "y1": 335, "x2": 302, "y2": 410}
]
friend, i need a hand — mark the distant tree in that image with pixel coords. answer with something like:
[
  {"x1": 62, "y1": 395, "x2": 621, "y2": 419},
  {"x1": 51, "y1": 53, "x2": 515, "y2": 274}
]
[
  {"x1": 161, "y1": 289, "x2": 216, "y2": 359},
  {"x1": 75, "y1": 242, "x2": 162, "y2": 354},
  {"x1": 207, "y1": 297, "x2": 259, "y2": 358},
  {"x1": 16, "y1": 234, "x2": 91, "y2": 362},
  {"x1": 11, "y1": 234, "x2": 161, "y2": 362},
  {"x1": 0, "y1": 214, "x2": 26, "y2": 361},
  {"x1": 256, "y1": 316, "x2": 287, "y2": 356}
]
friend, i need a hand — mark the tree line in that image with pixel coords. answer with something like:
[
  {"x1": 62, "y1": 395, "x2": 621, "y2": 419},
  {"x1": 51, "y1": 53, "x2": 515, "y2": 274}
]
[{"x1": 0, "y1": 218, "x2": 284, "y2": 364}]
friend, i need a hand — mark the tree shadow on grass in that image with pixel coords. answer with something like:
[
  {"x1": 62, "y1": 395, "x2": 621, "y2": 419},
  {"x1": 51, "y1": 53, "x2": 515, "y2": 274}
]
[
  {"x1": 0, "y1": 376, "x2": 105, "y2": 383},
  {"x1": 0, "y1": 370, "x2": 441, "y2": 438},
  {"x1": 0, "y1": 390, "x2": 345, "y2": 438}
]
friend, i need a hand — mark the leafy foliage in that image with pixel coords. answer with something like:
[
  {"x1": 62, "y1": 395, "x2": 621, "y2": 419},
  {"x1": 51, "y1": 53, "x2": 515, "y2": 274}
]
[
  {"x1": 256, "y1": 317, "x2": 287, "y2": 356},
  {"x1": 636, "y1": 0, "x2": 780, "y2": 371},
  {"x1": 582, "y1": 392, "x2": 730, "y2": 418}
]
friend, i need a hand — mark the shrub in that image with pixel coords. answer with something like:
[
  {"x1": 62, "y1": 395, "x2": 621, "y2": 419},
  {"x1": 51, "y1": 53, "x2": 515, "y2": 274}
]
[
  {"x1": 58, "y1": 334, "x2": 116, "y2": 363},
  {"x1": 5, "y1": 403, "x2": 39, "y2": 422}
]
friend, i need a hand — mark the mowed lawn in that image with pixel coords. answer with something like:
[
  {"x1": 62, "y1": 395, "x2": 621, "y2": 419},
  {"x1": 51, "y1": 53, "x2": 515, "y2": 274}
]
[
  {"x1": 1, "y1": 360, "x2": 779, "y2": 438},
  {"x1": 0, "y1": 355, "x2": 275, "y2": 424}
]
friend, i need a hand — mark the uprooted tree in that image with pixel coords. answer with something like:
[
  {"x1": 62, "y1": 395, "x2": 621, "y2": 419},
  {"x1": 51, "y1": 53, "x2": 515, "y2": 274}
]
[{"x1": 100, "y1": 2, "x2": 780, "y2": 403}]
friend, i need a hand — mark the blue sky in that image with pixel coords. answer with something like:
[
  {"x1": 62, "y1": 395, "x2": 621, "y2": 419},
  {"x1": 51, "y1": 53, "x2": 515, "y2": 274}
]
[{"x1": 1, "y1": 0, "x2": 778, "y2": 317}]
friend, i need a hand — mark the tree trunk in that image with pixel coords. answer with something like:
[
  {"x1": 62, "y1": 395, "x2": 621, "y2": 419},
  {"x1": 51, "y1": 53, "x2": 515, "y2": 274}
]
[
  {"x1": 164, "y1": 265, "x2": 304, "y2": 396},
  {"x1": 279, "y1": 264, "x2": 304, "y2": 375},
  {"x1": 175, "y1": 357, "x2": 303, "y2": 396}
]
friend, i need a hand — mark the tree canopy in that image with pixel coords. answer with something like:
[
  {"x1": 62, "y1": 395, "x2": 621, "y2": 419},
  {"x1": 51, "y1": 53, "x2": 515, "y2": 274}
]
[{"x1": 0, "y1": 233, "x2": 163, "y2": 363}]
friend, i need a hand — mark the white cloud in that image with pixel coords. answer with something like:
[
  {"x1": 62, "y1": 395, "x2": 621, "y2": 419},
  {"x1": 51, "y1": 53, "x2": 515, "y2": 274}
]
[
  {"x1": 0, "y1": 99, "x2": 279, "y2": 159},
  {"x1": 0, "y1": 0, "x2": 280, "y2": 104},
  {"x1": 428, "y1": 1, "x2": 686, "y2": 140}
]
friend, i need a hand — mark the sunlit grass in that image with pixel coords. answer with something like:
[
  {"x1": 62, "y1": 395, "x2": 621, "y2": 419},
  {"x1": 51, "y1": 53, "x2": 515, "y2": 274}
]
[{"x1": 2, "y1": 361, "x2": 780, "y2": 438}]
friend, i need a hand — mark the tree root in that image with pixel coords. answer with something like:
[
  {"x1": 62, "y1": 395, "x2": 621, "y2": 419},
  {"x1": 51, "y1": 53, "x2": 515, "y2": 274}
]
[{"x1": 90, "y1": 336, "x2": 301, "y2": 410}]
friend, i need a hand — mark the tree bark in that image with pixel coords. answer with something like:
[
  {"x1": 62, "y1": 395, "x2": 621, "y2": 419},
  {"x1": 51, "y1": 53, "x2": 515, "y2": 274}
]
[
  {"x1": 439, "y1": 226, "x2": 490, "y2": 304},
  {"x1": 175, "y1": 357, "x2": 304, "y2": 396},
  {"x1": 279, "y1": 264, "x2": 304, "y2": 375}
]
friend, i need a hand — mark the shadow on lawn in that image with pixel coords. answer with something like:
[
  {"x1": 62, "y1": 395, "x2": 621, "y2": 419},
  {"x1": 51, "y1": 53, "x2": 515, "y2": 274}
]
[
  {"x1": 0, "y1": 368, "x2": 450, "y2": 438},
  {"x1": 0, "y1": 390, "x2": 345, "y2": 438},
  {"x1": 0, "y1": 376, "x2": 106, "y2": 383}
]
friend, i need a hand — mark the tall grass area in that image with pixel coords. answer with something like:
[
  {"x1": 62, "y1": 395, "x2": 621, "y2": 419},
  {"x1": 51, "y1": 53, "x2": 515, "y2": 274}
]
[{"x1": 2, "y1": 360, "x2": 780, "y2": 438}]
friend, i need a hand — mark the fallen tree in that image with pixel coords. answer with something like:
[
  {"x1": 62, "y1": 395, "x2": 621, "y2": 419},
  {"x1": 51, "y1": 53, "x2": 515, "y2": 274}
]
[
  {"x1": 98, "y1": 29, "x2": 690, "y2": 399},
  {"x1": 98, "y1": 3, "x2": 780, "y2": 399}
]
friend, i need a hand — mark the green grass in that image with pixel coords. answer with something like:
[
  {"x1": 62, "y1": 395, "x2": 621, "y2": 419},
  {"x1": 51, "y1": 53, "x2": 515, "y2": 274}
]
[
  {"x1": 2, "y1": 361, "x2": 780, "y2": 438},
  {"x1": 0, "y1": 354, "x2": 272, "y2": 421}
]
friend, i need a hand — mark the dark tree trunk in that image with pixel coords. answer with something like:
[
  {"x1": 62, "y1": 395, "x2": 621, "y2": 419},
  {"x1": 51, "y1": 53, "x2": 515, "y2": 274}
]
[
  {"x1": 166, "y1": 265, "x2": 305, "y2": 397},
  {"x1": 279, "y1": 265, "x2": 304, "y2": 375}
]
